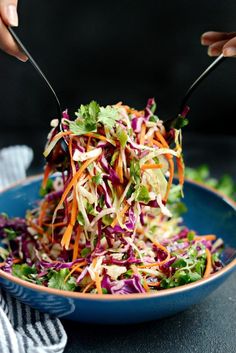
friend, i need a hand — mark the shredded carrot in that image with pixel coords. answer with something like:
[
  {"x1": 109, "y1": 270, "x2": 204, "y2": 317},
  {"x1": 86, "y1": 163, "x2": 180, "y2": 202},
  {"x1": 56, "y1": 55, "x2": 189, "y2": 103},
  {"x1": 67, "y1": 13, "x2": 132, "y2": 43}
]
[
  {"x1": 61, "y1": 188, "x2": 78, "y2": 249},
  {"x1": 82, "y1": 281, "x2": 95, "y2": 293},
  {"x1": 116, "y1": 185, "x2": 124, "y2": 198},
  {"x1": 136, "y1": 228, "x2": 144, "y2": 235},
  {"x1": 142, "y1": 278, "x2": 150, "y2": 292},
  {"x1": 64, "y1": 260, "x2": 87, "y2": 283},
  {"x1": 116, "y1": 150, "x2": 124, "y2": 183},
  {"x1": 141, "y1": 163, "x2": 163, "y2": 170},
  {"x1": 51, "y1": 130, "x2": 72, "y2": 142},
  {"x1": 148, "y1": 134, "x2": 154, "y2": 147},
  {"x1": 42, "y1": 163, "x2": 52, "y2": 189},
  {"x1": 86, "y1": 136, "x2": 91, "y2": 152},
  {"x1": 85, "y1": 132, "x2": 112, "y2": 144},
  {"x1": 38, "y1": 201, "x2": 48, "y2": 227},
  {"x1": 155, "y1": 131, "x2": 169, "y2": 148},
  {"x1": 69, "y1": 137, "x2": 76, "y2": 176},
  {"x1": 138, "y1": 241, "x2": 170, "y2": 268},
  {"x1": 126, "y1": 108, "x2": 144, "y2": 117},
  {"x1": 53, "y1": 156, "x2": 98, "y2": 223},
  {"x1": 194, "y1": 235, "x2": 217, "y2": 241},
  {"x1": 164, "y1": 157, "x2": 174, "y2": 202},
  {"x1": 152, "y1": 139, "x2": 163, "y2": 148},
  {"x1": 43, "y1": 221, "x2": 67, "y2": 228},
  {"x1": 72, "y1": 226, "x2": 81, "y2": 261},
  {"x1": 203, "y1": 248, "x2": 212, "y2": 278},
  {"x1": 176, "y1": 157, "x2": 184, "y2": 185},
  {"x1": 139, "y1": 122, "x2": 146, "y2": 145},
  {"x1": 111, "y1": 203, "x2": 129, "y2": 228},
  {"x1": 95, "y1": 272, "x2": 103, "y2": 294},
  {"x1": 27, "y1": 219, "x2": 45, "y2": 235},
  {"x1": 91, "y1": 257, "x2": 103, "y2": 294}
]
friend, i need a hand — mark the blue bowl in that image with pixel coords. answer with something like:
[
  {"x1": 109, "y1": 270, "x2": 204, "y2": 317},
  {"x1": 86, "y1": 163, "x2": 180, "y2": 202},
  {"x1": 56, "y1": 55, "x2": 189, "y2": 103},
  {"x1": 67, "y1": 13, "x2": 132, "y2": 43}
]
[{"x1": 0, "y1": 176, "x2": 235, "y2": 324}]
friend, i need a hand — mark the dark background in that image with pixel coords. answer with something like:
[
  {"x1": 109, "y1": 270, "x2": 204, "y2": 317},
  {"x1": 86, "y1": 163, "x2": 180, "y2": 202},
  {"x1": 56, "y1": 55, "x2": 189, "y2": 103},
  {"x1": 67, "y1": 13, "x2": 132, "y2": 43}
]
[{"x1": 0, "y1": 0, "x2": 235, "y2": 171}]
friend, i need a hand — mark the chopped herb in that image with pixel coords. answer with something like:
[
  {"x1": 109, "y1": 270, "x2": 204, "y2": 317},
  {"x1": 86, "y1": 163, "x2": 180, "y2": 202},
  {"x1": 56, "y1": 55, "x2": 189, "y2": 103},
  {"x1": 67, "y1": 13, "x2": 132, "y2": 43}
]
[
  {"x1": 48, "y1": 269, "x2": 77, "y2": 291},
  {"x1": 187, "y1": 231, "x2": 195, "y2": 242},
  {"x1": 97, "y1": 106, "x2": 120, "y2": 129},
  {"x1": 130, "y1": 160, "x2": 141, "y2": 183},
  {"x1": 12, "y1": 264, "x2": 37, "y2": 281},
  {"x1": 134, "y1": 185, "x2": 150, "y2": 203},
  {"x1": 171, "y1": 258, "x2": 187, "y2": 269},
  {"x1": 3, "y1": 228, "x2": 18, "y2": 241},
  {"x1": 81, "y1": 247, "x2": 91, "y2": 258},
  {"x1": 117, "y1": 125, "x2": 128, "y2": 148},
  {"x1": 39, "y1": 178, "x2": 53, "y2": 197},
  {"x1": 77, "y1": 212, "x2": 85, "y2": 226},
  {"x1": 92, "y1": 173, "x2": 103, "y2": 185}
]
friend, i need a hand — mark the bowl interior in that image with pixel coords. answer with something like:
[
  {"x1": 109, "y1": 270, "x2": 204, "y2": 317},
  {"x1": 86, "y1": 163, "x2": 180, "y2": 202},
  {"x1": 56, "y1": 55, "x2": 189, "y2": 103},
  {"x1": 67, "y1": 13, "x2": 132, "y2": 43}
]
[{"x1": 0, "y1": 176, "x2": 235, "y2": 265}]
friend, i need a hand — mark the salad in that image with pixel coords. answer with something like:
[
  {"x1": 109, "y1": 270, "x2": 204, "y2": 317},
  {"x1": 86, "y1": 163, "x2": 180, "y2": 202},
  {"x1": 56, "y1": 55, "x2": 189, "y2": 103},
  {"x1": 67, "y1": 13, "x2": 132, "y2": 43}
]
[{"x1": 0, "y1": 99, "x2": 224, "y2": 294}]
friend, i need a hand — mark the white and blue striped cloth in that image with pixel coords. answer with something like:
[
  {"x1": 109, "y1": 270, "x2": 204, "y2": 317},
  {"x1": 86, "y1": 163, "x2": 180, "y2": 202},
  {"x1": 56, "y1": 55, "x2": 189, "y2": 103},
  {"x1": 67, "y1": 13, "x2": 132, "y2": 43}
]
[{"x1": 0, "y1": 146, "x2": 67, "y2": 353}]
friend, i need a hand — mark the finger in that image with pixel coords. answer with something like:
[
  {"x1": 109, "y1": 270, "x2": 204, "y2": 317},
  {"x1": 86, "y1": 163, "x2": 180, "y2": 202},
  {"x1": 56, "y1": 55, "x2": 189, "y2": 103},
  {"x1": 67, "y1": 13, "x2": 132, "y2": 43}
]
[
  {"x1": 201, "y1": 31, "x2": 236, "y2": 46},
  {"x1": 0, "y1": 0, "x2": 18, "y2": 26},
  {"x1": 207, "y1": 39, "x2": 228, "y2": 57},
  {"x1": 0, "y1": 16, "x2": 27, "y2": 61},
  {"x1": 223, "y1": 36, "x2": 236, "y2": 57}
]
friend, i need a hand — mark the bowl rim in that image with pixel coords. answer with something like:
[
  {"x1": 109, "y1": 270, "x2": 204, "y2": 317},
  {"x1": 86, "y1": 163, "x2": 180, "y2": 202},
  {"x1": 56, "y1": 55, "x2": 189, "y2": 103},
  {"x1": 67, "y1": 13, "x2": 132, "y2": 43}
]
[{"x1": 0, "y1": 174, "x2": 235, "y2": 301}]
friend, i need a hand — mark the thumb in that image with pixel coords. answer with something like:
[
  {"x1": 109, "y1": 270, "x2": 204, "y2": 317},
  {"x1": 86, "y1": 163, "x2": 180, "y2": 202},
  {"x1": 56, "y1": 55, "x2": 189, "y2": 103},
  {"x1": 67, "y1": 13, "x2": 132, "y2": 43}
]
[
  {"x1": 0, "y1": 0, "x2": 18, "y2": 27},
  {"x1": 223, "y1": 36, "x2": 236, "y2": 57}
]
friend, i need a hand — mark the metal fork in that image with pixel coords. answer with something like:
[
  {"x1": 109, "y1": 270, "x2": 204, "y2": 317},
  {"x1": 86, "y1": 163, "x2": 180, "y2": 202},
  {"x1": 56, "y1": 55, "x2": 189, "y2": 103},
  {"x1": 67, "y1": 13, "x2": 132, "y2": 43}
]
[
  {"x1": 164, "y1": 53, "x2": 226, "y2": 129},
  {"x1": 8, "y1": 27, "x2": 67, "y2": 165}
]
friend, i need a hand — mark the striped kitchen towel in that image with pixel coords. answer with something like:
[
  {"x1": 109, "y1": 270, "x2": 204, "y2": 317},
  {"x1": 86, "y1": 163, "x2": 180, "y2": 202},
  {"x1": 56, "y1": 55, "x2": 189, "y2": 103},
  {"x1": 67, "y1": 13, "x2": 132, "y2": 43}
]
[
  {"x1": 0, "y1": 145, "x2": 33, "y2": 190},
  {"x1": 0, "y1": 289, "x2": 67, "y2": 353},
  {"x1": 0, "y1": 146, "x2": 67, "y2": 353}
]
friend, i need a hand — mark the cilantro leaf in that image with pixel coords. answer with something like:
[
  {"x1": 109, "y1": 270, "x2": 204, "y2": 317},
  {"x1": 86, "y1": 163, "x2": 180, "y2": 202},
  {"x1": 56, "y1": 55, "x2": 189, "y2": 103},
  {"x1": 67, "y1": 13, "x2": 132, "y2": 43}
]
[
  {"x1": 92, "y1": 173, "x2": 103, "y2": 185},
  {"x1": 97, "y1": 106, "x2": 120, "y2": 129},
  {"x1": 134, "y1": 185, "x2": 150, "y2": 203},
  {"x1": 102, "y1": 214, "x2": 113, "y2": 226},
  {"x1": 171, "y1": 258, "x2": 187, "y2": 269},
  {"x1": 70, "y1": 102, "x2": 120, "y2": 134},
  {"x1": 81, "y1": 247, "x2": 91, "y2": 257},
  {"x1": 48, "y1": 269, "x2": 77, "y2": 291},
  {"x1": 187, "y1": 231, "x2": 195, "y2": 242},
  {"x1": 0, "y1": 247, "x2": 9, "y2": 261},
  {"x1": 3, "y1": 228, "x2": 18, "y2": 241},
  {"x1": 39, "y1": 178, "x2": 53, "y2": 197},
  {"x1": 117, "y1": 125, "x2": 128, "y2": 148},
  {"x1": 70, "y1": 101, "x2": 99, "y2": 135},
  {"x1": 126, "y1": 184, "x2": 135, "y2": 199},
  {"x1": 188, "y1": 272, "x2": 202, "y2": 282},
  {"x1": 130, "y1": 160, "x2": 141, "y2": 183},
  {"x1": 88, "y1": 101, "x2": 100, "y2": 122},
  {"x1": 173, "y1": 114, "x2": 189, "y2": 129},
  {"x1": 77, "y1": 212, "x2": 85, "y2": 226},
  {"x1": 12, "y1": 264, "x2": 37, "y2": 281}
]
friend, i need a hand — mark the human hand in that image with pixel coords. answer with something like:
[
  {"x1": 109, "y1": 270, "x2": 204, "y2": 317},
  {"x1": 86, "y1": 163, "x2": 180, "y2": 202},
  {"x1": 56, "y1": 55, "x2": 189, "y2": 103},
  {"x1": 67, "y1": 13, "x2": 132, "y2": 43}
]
[
  {"x1": 0, "y1": 0, "x2": 27, "y2": 61},
  {"x1": 201, "y1": 31, "x2": 236, "y2": 57}
]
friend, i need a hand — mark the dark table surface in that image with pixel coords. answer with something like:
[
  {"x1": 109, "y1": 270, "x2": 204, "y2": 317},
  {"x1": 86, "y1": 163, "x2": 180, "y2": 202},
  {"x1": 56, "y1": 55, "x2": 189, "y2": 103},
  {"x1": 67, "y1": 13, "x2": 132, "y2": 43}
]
[{"x1": 1, "y1": 131, "x2": 236, "y2": 353}]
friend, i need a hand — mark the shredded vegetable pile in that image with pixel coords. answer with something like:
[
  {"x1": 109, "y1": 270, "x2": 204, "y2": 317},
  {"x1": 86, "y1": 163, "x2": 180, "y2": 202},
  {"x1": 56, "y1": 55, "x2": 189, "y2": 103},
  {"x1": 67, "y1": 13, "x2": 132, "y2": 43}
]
[{"x1": 0, "y1": 99, "x2": 224, "y2": 294}]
